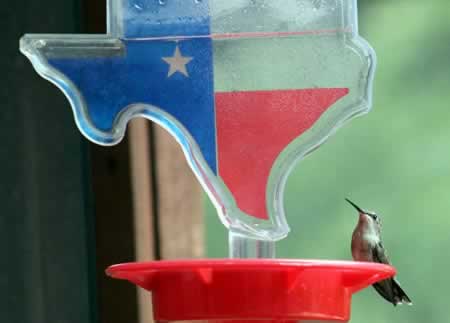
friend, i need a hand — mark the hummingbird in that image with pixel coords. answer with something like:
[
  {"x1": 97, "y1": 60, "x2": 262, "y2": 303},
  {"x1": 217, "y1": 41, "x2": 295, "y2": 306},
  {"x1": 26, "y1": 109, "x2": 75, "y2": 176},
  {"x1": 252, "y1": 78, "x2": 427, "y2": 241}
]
[{"x1": 346, "y1": 198, "x2": 412, "y2": 306}]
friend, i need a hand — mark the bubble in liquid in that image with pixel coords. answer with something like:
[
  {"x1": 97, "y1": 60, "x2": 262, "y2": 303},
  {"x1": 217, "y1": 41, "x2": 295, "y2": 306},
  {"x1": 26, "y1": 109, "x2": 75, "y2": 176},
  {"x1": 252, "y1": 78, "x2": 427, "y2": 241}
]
[
  {"x1": 156, "y1": 0, "x2": 203, "y2": 6},
  {"x1": 312, "y1": 0, "x2": 323, "y2": 9}
]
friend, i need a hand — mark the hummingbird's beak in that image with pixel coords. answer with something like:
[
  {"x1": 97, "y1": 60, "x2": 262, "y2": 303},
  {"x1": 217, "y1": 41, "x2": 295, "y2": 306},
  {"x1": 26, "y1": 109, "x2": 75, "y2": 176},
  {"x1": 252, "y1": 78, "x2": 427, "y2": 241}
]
[{"x1": 345, "y1": 198, "x2": 365, "y2": 214}]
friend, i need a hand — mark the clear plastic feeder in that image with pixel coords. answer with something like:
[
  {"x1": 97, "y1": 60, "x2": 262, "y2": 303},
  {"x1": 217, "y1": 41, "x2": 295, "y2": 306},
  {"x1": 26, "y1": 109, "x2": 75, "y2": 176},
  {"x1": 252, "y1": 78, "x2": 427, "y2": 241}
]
[{"x1": 20, "y1": 1, "x2": 393, "y2": 322}]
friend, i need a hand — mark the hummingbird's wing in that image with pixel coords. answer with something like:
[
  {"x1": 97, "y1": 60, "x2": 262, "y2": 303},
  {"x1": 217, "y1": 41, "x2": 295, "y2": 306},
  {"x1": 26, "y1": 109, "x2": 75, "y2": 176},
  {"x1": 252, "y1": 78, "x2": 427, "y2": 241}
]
[
  {"x1": 373, "y1": 242, "x2": 413, "y2": 305},
  {"x1": 371, "y1": 242, "x2": 396, "y2": 305},
  {"x1": 373, "y1": 241, "x2": 390, "y2": 265}
]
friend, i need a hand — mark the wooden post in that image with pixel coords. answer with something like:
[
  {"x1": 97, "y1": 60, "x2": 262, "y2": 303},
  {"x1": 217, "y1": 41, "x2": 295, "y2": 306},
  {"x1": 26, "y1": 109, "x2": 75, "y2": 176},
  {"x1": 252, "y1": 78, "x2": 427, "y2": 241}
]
[
  {"x1": 92, "y1": 113, "x2": 205, "y2": 323},
  {"x1": 126, "y1": 122, "x2": 204, "y2": 323},
  {"x1": 153, "y1": 126, "x2": 204, "y2": 259},
  {"x1": 128, "y1": 120, "x2": 205, "y2": 323},
  {"x1": 128, "y1": 119, "x2": 155, "y2": 323}
]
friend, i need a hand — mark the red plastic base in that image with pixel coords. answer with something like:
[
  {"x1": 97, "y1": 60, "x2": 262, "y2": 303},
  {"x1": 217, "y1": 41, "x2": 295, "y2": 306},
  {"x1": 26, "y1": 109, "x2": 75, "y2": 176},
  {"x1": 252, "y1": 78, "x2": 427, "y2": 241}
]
[{"x1": 106, "y1": 259, "x2": 395, "y2": 322}]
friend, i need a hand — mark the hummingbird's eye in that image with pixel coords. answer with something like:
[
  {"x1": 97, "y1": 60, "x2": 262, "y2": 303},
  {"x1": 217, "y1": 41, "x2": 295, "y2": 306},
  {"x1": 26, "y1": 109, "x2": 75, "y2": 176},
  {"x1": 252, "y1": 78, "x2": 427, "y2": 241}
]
[{"x1": 371, "y1": 214, "x2": 378, "y2": 220}]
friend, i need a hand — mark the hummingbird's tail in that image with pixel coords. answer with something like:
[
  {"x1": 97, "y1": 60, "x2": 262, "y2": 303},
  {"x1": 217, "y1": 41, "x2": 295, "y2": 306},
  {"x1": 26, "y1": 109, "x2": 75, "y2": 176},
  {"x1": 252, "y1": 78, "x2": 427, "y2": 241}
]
[{"x1": 392, "y1": 278, "x2": 412, "y2": 306}]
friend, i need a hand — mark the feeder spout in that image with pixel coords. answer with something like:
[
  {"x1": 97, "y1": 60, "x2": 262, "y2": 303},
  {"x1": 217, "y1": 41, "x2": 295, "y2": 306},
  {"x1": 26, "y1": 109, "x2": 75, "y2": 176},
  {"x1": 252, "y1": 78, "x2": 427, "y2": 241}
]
[{"x1": 229, "y1": 231, "x2": 276, "y2": 258}]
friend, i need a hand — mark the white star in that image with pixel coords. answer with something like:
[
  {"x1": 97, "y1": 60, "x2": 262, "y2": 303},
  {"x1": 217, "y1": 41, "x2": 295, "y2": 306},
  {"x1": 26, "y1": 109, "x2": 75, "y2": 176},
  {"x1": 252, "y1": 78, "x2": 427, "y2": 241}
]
[{"x1": 162, "y1": 46, "x2": 193, "y2": 78}]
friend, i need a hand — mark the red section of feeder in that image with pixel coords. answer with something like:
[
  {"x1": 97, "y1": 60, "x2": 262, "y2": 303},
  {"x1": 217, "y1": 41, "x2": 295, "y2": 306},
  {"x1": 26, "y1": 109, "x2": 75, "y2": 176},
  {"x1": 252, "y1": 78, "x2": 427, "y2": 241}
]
[
  {"x1": 215, "y1": 88, "x2": 349, "y2": 220},
  {"x1": 106, "y1": 259, "x2": 395, "y2": 322}
]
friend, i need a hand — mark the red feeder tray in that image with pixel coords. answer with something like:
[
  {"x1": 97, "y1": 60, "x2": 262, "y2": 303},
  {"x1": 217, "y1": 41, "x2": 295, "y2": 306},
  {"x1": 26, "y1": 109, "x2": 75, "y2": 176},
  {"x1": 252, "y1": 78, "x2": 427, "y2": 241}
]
[{"x1": 106, "y1": 259, "x2": 395, "y2": 322}]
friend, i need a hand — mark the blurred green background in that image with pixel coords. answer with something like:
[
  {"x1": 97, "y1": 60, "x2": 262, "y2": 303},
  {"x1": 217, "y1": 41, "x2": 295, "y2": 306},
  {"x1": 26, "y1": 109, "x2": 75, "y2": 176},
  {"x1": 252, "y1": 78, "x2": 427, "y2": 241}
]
[{"x1": 206, "y1": 1, "x2": 450, "y2": 322}]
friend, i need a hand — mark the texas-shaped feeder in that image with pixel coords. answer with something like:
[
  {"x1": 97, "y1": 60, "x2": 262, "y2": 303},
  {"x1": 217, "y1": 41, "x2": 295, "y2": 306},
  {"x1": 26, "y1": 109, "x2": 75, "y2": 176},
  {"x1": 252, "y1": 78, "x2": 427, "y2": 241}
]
[{"x1": 20, "y1": 0, "x2": 395, "y2": 322}]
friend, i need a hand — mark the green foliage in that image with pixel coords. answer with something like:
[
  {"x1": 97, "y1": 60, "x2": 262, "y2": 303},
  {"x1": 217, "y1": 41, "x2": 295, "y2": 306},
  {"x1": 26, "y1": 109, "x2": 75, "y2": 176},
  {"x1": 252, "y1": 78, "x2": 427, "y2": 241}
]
[{"x1": 206, "y1": 1, "x2": 450, "y2": 321}]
